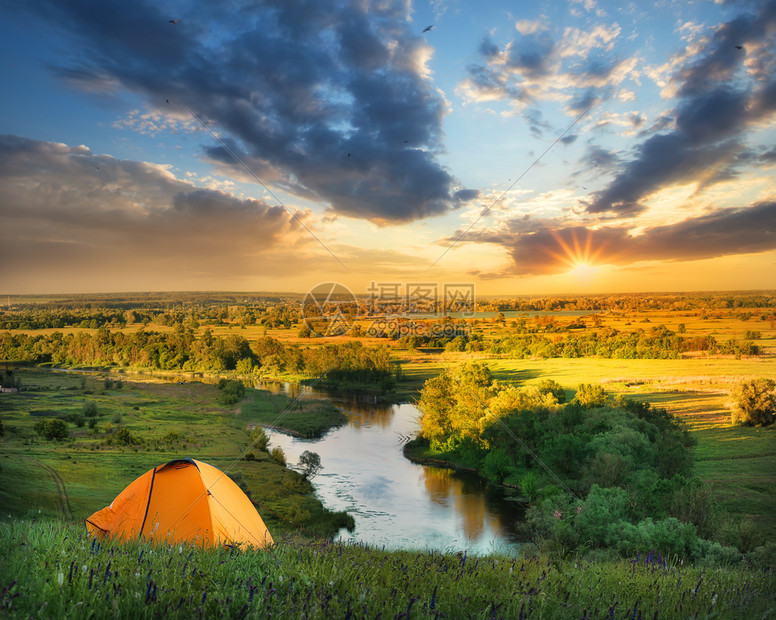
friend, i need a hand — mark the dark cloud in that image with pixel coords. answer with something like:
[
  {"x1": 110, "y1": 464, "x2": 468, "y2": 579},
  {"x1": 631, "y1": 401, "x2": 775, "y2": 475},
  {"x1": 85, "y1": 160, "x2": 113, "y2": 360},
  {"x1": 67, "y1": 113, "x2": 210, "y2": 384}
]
[
  {"x1": 566, "y1": 89, "x2": 600, "y2": 116},
  {"x1": 16, "y1": 0, "x2": 473, "y2": 224},
  {"x1": 674, "y1": 2, "x2": 776, "y2": 97},
  {"x1": 587, "y1": 1, "x2": 776, "y2": 216},
  {"x1": 478, "y1": 37, "x2": 500, "y2": 59},
  {"x1": 504, "y1": 32, "x2": 557, "y2": 79},
  {"x1": 586, "y1": 133, "x2": 743, "y2": 215},
  {"x1": 463, "y1": 202, "x2": 776, "y2": 275},
  {"x1": 524, "y1": 108, "x2": 551, "y2": 138},
  {"x1": 0, "y1": 135, "x2": 312, "y2": 288},
  {"x1": 454, "y1": 189, "x2": 480, "y2": 202},
  {"x1": 460, "y1": 23, "x2": 628, "y2": 112}
]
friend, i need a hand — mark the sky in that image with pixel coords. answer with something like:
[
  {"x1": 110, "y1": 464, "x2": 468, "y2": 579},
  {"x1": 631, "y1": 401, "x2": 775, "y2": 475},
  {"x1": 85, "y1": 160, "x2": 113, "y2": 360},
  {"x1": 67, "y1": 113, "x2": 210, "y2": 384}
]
[{"x1": 0, "y1": 0, "x2": 775, "y2": 297}]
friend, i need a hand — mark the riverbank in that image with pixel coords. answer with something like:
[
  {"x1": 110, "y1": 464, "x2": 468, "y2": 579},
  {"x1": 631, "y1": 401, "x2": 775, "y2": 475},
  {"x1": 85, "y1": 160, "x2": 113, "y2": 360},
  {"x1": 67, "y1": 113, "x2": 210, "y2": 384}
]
[
  {"x1": 0, "y1": 367, "x2": 352, "y2": 540},
  {"x1": 403, "y1": 438, "x2": 526, "y2": 493},
  {"x1": 239, "y1": 388, "x2": 348, "y2": 439}
]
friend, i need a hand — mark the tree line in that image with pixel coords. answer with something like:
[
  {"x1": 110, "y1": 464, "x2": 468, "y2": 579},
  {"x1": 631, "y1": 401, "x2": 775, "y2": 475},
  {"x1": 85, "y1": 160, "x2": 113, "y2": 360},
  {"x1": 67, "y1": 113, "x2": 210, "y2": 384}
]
[
  {"x1": 488, "y1": 324, "x2": 759, "y2": 359},
  {"x1": 0, "y1": 330, "x2": 396, "y2": 389}
]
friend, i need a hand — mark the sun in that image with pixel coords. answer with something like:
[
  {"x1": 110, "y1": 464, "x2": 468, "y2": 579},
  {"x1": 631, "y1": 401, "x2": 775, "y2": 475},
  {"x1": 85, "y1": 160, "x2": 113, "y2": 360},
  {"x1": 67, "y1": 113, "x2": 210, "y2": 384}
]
[
  {"x1": 540, "y1": 228, "x2": 608, "y2": 278},
  {"x1": 568, "y1": 261, "x2": 598, "y2": 279}
]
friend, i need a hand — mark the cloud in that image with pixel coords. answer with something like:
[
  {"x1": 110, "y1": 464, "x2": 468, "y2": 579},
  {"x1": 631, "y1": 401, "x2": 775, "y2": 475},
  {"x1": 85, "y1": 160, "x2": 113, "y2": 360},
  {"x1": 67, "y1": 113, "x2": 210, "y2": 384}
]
[
  {"x1": 19, "y1": 0, "x2": 474, "y2": 224},
  {"x1": 0, "y1": 135, "x2": 317, "y2": 288},
  {"x1": 458, "y1": 18, "x2": 634, "y2": 112},
  {"x1": 460, "y1": 201, "x2": 776, "y2": 275},
  {"x1": 587, "y1": 2, "x2": 776, "y2": 216}
]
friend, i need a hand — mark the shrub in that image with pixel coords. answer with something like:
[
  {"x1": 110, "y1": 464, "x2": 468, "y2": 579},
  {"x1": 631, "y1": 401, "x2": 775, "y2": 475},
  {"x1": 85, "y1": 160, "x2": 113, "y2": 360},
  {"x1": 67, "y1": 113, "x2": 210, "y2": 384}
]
[
  {"x1": 82, "y1": 400, "x2": 98, "y2": 417},
  {"x1": 482, "y1": 448, "x2": 511, "y2": 483},
  {"x1": 730, "y1": 378, "x2": 776, "y2": 426},
  {"x1": 573, "y1": 383, "x2": 608, "y2": 408},
  {"x1": 537, "y1": 379, "x2": 566, "y2": 403},
  {"x1": 270, "y1": 446, "x2": 287, "y2": 466},
  {"x1": 520, "y1": 472, "x2": 537, "y2": 500},
  {"x1": 217, "y1": 379, "x2": 246, "y2": 405},
  {"x1": 33, "y1": 418, "x2": 69, "y2": 441},
  {"x1": 250, "y1": 428, "x2": 269, "y2": 452},
  {"x1": 111, "y1": 427, "x2": 139, "y2": 446}
]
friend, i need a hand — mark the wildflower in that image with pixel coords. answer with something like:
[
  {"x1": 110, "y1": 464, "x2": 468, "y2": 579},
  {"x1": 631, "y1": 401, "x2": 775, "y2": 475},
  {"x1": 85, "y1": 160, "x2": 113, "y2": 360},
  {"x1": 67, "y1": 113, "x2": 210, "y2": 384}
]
[
  {"x1": 57, "y1": 572, "x2": 64, "y2": 587},
  {"x1": 553, "y1": 510, "x2": 562, "y2": 519}
]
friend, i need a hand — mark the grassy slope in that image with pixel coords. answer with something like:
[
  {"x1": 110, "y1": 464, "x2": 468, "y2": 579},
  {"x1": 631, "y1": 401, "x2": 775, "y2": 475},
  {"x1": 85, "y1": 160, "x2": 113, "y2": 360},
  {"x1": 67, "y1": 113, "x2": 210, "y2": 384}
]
[
  {"x1": 0, "y1": 519, "x2": 773, "y2": 619},
  {"x1": 0, "y1": 369, "x2": 346, "y2": 538}
]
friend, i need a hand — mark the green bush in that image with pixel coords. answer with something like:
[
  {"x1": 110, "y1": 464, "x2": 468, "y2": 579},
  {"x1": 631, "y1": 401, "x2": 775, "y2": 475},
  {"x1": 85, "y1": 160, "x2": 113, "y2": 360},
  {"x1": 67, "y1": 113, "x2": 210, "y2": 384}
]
[
  {"x1": 270, "y1": 446, "x2": 287, "y2": 466},
  {"x1": 250, "y1": 427, "x2": 269, "y2": 452},
  {"x1": 573, "y1": 383, "x2": 608, "y2": 408},
  {"x1": 482, "y1": 448, "x2": 511, "y2": 483},
  {"x1": 730, "y1": 377, "x2": 775, "y2": 426},
  {"x1": 111, "y1": 427, "x2": 139, "y2": 446},
  {"x1": 33, "y1": 418, "x2": 69, "y2": 441},
  {"x1": 82, "y1": 400, "x2": 98, "y2": 417},
  {"x1": 217, "y1": 379, "x2": 246, "y2": 405}
]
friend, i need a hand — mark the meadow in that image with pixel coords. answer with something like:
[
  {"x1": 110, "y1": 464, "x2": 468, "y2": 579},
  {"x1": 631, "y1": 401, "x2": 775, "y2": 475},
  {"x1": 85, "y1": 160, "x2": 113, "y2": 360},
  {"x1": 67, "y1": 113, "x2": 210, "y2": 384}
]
[
  {"x1": 0, "y1": 368, "x2": 352, "y2": 539},
  {"x1": 1, "y1": 293, "x2": 775, "y2": 616},
  {"x1": 1, "y1": 519, "x2": 774, "y2": 619}
]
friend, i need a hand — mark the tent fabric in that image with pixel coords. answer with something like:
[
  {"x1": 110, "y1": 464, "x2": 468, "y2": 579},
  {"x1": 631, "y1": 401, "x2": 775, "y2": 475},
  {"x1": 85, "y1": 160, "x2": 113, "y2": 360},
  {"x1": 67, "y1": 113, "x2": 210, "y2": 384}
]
[{"x1": 85, "y1": 458, "x2": 273, "y2": 548}]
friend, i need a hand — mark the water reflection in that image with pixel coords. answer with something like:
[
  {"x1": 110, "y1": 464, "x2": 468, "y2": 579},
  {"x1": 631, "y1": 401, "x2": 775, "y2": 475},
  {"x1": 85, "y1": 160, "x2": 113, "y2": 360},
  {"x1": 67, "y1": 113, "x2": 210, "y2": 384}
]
[
  {"x1": 252, "y1": 378, "x2": 398, "y2": 429},
  {"x1": 259, "y1": 385, "x2": 527, "y2": 555}
]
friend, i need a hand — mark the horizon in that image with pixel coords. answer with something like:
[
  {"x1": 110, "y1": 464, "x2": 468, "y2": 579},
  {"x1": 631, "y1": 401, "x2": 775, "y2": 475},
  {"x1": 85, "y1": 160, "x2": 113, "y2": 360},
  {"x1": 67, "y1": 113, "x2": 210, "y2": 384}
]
[
  {"x1": 1, "y1": 0, "x2": 775, "y2": 295},
  {"x1": 3, "y1": 287, "x2": 776, "y2": 302}
]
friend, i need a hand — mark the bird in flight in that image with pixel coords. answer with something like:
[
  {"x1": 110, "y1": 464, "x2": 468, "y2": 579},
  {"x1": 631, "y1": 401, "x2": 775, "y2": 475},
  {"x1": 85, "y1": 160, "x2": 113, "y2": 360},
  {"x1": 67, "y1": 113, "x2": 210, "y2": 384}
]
[
  {"x1": 735, "y1": 45, "x2": 743, "y2": 50},
  {"x1": 169, "y1": 20, "x2": 179, "y2": 24},
  {"x1": 423, "y1": 25, "x2": 434, "y2": 32}
]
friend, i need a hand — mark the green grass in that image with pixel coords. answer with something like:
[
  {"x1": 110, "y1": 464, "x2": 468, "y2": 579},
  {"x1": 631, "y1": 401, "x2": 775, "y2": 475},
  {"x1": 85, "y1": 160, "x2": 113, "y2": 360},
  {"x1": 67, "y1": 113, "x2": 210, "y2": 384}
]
[
  {"x1": 0, "y1": 518, "x2": 773, "y2": 619},
  {"x1": 0, "y1": 368, "x2": 350, "y2": 539},
  {"x1": 238, "y1": 389, "x2": 347, "y2": 438}
]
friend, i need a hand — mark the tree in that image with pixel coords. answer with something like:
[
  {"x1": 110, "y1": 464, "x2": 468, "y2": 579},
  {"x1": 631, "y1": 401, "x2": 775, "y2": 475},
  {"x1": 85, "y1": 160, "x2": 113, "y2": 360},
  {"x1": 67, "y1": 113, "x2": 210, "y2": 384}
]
[
  {"x1": 731, "y1": 378, "x2": 776, "y2": 426},
  {"x1": 270, "y1": 446, "x2": 286, "y2": 466},
  {"x1": 33, "y1": 418, "x2": 69, "y2": 441},
  {"x1": 573, "y1": 383, "x2": 608, "y2": 409},
  {"x1": 298, "y1": 450, "x2": 322, "y2": 480},
  {"x1": 482, "y1": 448, "x2": 511, "y2": 483}
]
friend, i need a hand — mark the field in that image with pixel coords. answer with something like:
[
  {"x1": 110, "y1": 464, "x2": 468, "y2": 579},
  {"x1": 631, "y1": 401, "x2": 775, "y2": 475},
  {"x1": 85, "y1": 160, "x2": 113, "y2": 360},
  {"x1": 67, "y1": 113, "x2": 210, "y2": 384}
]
[
  {"x1": 0, "y1": 368, "x2": 351, "y2": 538},
  {"x1": 1, "y1": 295, "x2": 775, "y2": 542}
]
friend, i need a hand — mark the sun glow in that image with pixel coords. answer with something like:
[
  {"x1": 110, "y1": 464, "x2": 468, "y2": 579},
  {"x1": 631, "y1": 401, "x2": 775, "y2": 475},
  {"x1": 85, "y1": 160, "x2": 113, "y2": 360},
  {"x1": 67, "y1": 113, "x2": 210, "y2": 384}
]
[
  {"x1": 568, "y1": 261, "x2": 599, "y2": 279},
  {"x1": 541, "y1": 228, "x2": 609, "y2": 278}
]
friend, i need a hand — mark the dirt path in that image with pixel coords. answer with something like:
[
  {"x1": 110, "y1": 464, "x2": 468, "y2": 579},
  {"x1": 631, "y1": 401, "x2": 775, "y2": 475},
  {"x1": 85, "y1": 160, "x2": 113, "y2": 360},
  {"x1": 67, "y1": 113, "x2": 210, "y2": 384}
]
[{"x1": 35, "y1": 460, "x2": 73, "y2": 521}]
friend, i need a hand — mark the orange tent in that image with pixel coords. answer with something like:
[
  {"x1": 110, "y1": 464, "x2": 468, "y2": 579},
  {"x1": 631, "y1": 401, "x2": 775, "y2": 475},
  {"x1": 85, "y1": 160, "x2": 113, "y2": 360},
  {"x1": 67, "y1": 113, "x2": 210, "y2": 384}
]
[{"x1": 85, "y1": 458, "x2": 273, "y2": 548}]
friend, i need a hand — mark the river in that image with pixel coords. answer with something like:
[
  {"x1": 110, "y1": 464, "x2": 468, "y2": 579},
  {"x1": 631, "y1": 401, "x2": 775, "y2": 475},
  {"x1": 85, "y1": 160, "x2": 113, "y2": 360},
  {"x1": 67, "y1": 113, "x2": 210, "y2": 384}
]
[{"x1": 257, "y1": 381, "x2": 527, "y2": 555}]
